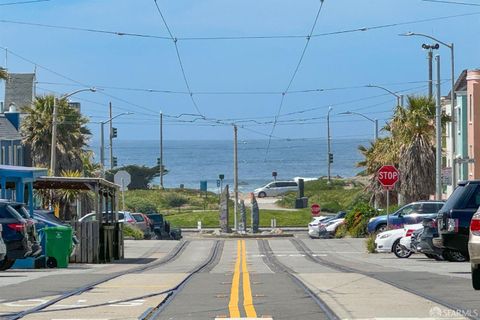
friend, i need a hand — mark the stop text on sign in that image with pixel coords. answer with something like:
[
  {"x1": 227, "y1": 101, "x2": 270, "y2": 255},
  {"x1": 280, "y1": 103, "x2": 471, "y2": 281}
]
[
  {"x1": 378, "y1": 171, "x2": 398, "y2": 180},
  {"x1": 377, "y1": 165, "x2": 399, "y2": 187}
]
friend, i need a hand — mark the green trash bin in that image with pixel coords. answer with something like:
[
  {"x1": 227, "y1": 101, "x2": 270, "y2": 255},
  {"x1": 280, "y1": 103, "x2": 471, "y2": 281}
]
[{"x1": 44, "y1": 226, "x2": 73, "y2": 268}]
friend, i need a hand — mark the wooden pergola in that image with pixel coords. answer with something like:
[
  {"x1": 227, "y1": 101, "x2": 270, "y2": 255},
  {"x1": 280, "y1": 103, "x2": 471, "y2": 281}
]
[
  {"x1": 33, "y1": 176, "x2": 123, "y2": 263},
  {"x1": 34, "y1": 176, "x2": 119, "y2": 222}
]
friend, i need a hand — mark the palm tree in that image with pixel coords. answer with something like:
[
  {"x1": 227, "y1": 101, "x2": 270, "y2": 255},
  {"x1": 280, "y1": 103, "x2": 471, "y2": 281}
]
[
  {"x1": 21, "y1": 95, "x2": 91, "y2": 173},
  {"x1": 357, "y1": 95, "x2": 444, "y2": 205}
]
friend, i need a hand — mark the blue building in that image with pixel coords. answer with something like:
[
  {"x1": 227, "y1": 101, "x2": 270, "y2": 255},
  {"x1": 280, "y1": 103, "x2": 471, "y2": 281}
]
[{"x1": 0, "y1": 105, "x2": 24, "y2": 166}]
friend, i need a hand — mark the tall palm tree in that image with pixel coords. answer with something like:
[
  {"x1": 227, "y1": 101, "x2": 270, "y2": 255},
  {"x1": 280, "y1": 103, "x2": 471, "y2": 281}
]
[
  {"x1": 357, "y1": 95, "x2": 445, "y2": 204},
  {"x1": 21, "y1": 95, "x2": 91, "y2": 173}
]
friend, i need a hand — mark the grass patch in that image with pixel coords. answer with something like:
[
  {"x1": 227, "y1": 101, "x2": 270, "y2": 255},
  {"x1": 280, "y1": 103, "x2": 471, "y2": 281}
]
[
  {"x1": 365, "y1": 234, "x2": 376, "y2": 253},
  {"x1": 277, "y1": 178, "x2": 367, "y2": 212},
  {"x1": 165, "y1": 208, "x2": 312, "y2": 228}
]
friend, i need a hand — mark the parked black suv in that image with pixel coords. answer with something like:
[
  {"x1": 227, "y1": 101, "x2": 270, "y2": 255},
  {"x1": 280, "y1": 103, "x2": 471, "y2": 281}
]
[
  {"x1": 437, "y1": 180, "x2": 480, "y2": 257},
  {"x1": 0, "y1": 202, "x2": 33, "y2": 270}
]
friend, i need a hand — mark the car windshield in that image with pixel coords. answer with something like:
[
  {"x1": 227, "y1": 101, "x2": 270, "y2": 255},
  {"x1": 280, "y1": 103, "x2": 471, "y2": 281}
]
[
  {"x1": 148, "y1": 215, "x2": 162, "y2": 222},
  {"x1": 132, "y1": 214, "x2": 144, "y2": 222}
]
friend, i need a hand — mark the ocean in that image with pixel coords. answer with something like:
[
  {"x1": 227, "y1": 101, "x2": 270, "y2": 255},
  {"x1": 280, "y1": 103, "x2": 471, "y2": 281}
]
[{"x1": 90, "y1": 138, "x2": 370, "y2": 192}]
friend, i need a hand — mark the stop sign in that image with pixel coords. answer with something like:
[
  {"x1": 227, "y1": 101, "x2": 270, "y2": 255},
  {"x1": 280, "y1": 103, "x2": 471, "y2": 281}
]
[
  {"x1": 377, "y1": 165, "x2": 399, "y2": 187},
  {"x1": 311, "y1": 204, "x2": 321, "y2": 216}
]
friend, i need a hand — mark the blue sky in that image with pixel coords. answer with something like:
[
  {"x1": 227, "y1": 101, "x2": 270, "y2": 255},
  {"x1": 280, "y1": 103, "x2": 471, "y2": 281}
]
[{"x1": 0, "y1": 0, "x2": 479, "y2": 142}]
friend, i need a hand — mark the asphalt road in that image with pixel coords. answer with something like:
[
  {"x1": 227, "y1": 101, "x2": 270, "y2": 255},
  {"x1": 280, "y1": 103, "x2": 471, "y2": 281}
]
[{"x1": 0, "y1": 236, "x2": 479, "y2": 320}]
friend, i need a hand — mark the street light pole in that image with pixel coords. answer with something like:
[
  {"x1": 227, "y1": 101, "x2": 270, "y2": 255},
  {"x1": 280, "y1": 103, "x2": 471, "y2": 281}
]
[
  {"x1": 233, "y1": 124, "x2": 238, "y2": 231},
  {"x1": 366, "y1": 84, "x2": 403, "y2": 107},
  {"x1": 401, "y1": 32, "x2": 456, "y2": 189},
  {"x1": 435, "y1": 54, "x2": 442, "y2": 200},
  {"x1": 339, "y1": 111, "x2": 378, "y2": 141},
  {"x1": 50, "y1": 88, "x2": 96, "y2": 175},
  {"x1": 327, "y1": 107, "x2": 333, "y2": 184}
]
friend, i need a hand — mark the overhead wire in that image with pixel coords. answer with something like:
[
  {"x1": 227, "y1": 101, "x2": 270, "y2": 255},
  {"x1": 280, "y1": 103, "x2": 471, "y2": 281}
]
[
  {"x1": 266, "y1": 0, "x2": 326, "y2": 159},
  {"x1": 422, "y1": 0, "x2": 480, "y2": 6},
  {"x1": 0, "y1": 11, "x2": 478, "y2": 40},
  {"x1": 2, "y1": 46, "x2": 162, "y2": 116},
  {"x1": 0, "y1": 0, "x2": 48, "y2": 6},
  {"x1": 153, "y1": 0, "x2": 204, "y2": 117}
]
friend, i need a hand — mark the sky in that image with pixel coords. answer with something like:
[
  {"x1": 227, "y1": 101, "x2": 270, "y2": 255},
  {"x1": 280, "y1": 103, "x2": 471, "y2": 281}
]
[{"x1": 0, "y1": 0, "x2": 479, "y2": 143}]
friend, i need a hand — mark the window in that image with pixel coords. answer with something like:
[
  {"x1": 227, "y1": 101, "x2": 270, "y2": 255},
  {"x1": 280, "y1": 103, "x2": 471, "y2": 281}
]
[
  {"x1": 13, "y1": 145, "x2": 17, "y2": 165},
  {"x1": 1, "y1": 147, "x2": 4, "y2": 165},
  {"x1": 422, "y1": 203, "x2": 443, "y2": 213},
  {"x1": 470, "y1": 94, "x2": 473, "y2": 122},
  {"x1": 8, "y1": 145, "x2": 12, "y2": 165},
  {"x1": 465, "y1": 186, "x2": 480, "y2": 209},
  {"x1": 133, "y1": 214, "x2": 145, "y2": 222}
]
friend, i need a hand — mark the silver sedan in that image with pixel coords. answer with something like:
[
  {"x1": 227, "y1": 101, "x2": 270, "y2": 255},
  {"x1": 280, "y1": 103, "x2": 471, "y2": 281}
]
[{"x1": 468, "y1": 209, "x2": 480, "y2": 290}]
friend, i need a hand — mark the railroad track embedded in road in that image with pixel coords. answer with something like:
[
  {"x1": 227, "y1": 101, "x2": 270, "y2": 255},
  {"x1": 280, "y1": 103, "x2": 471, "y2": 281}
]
[
  {"x1": 140, "y1": 239, "x2": 224, "y2": 320},
  {"x1": 290, "y1": 238, "x2": 480, "y2": 320},
  {"x1": 257, "y1": 239, "x2": 340, "y2": 320},
  {"x1": 6, "y1": 240, "x2": 193, "y2": 320}
]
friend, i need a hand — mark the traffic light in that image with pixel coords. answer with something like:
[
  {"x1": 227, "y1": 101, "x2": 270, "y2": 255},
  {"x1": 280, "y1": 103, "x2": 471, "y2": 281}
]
[
  {"x1": 157, "y1": 157, "x2": 161, "y2": 166},
  {"x1": 328, "y1": 153, "x2": 333, "y2": 164},
  {"x1": 112, "y1": 127, "x2": 118, "y2": 138},
  {"x1": 112, "y1": 156, "x2": 118, "y2": 167}
]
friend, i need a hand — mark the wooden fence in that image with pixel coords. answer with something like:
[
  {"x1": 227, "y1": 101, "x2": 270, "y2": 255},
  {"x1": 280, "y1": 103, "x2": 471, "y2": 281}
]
[
  {"x1": 70, "y1": 221, "x2": 100, "y2": 263},
  {"x1": 69, "y1": 221, "x2": 124, "y2": 264}
]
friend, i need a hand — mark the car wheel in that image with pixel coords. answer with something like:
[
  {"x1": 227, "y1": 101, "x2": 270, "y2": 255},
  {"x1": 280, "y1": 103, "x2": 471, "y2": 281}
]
[
  {"x1": 0, "y1": 258, "x2": 15, "y2": 271},
  {"x1": 443, "y1": 250, "x2": 467, "y2": 262},
  {"x1": 376, "y1": 224, "x2": 387, "y2": 233},
  {"x1": 424, "y1": 253, "x2": 437, "y2": 259},
  {"x1": 393, "y1": 239, "x2": 412, "y2": 258},
  {"x1": 472, "y1": 264, "x2": 480, "y2": 290},
  {"x1": 258, "y1": 192, "x2": 267, "y2": 198}
]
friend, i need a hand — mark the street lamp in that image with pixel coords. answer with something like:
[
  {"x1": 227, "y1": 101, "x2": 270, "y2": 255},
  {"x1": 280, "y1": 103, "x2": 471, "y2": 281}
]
[
  {"x1": 339, "y1": 111, "x2": 378, "y2": 140},
  {"x1": 100, "y1": 112, "x2": 133, "y2": 174},
  {"x1": 400, "y1": 31, "x2": 456, "y2": 188},
  {"x1": 50, "y1": 88, "x2": 96, "y2": 175},
  {"x1": 327, "y1": 107, "x2": 333, "y2": 185},
  {"x1": 366, "y1": 84, "x2": 404, "y2": 107}
]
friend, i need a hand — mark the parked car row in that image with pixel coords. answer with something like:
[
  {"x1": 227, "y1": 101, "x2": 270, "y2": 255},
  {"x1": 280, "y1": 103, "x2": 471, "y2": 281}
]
[
  {"x1": 78, "y1": 211, "x2": 181, "y2": 241},
  {"x1": 308, "y1": 211, "x2": 346, "y2": 239}
]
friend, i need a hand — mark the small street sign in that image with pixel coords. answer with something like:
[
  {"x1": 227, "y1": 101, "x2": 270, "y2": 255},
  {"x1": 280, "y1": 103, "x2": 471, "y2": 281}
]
[
  {"x1": 377, "y1": 165, "x2": 399, "y2": 188},
  {"x1": 311, "y1": 203, "x2": 321, "y2": 216}
]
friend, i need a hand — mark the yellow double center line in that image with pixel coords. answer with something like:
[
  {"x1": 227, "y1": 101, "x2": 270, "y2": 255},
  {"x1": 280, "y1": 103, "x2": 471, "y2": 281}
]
[{"x1": 228, "y1": 240, "x2": 257, "y2": 318}]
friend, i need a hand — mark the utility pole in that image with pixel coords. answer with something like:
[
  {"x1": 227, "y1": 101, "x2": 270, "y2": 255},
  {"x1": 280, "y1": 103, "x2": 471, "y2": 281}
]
[
  {"x1": 327, "y1": 107, "x2": 333, "y2": 184},
  {"x1": 374, "y1": 119, "x2": 379, "y2": 140},
  {"x1": 233, "y1": 125, "x2": 238, "y2": 231},
  {"x1": 435, "y1": 55, "x2": 442, "y2": 200},
  {"x1": 50, "y1": 98, "x2": 58, "y2": 175},
  {"x1": 100, "y1": 122, "x2": 105, "y2": 173},
  {"x1": 160, "y1": 112, "x2": 164, "y2": 189},
  {"x1": 428, "y1": 49, "x2": 433, "y2": 99},
  {"x1": 109, "y1": 102, "x2": 113, "y2": 169}
]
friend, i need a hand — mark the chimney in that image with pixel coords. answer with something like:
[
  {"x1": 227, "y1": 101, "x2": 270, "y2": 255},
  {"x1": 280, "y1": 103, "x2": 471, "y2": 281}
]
[{"x1": 5, "y1": 102, "x2": 20, "y2": 130}]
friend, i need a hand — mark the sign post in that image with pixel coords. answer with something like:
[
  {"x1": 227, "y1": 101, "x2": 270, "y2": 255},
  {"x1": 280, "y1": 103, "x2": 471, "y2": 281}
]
[
  {"x1": 114, "y1": 170, "x2": 131, "y2": 218},
  {"x1": 377, "y1": 165, "x2": 400, "y2": 230}
]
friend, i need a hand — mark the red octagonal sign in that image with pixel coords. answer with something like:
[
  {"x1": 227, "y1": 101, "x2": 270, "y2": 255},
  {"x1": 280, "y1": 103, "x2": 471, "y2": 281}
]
[{"x1": 377, "y1": 165, "x2": 399, "y2": 187}]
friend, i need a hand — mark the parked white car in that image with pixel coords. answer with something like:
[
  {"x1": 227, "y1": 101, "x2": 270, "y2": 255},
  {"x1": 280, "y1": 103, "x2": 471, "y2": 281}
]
[
  {"x1": 399, "y1": 223, "x2": 424, "y2": 254},
  {"x1": 375, "y1": 228, "x2": 411, "y2": 257},
  {"x1": 254, "y1": 181, "x2": 298, "y2": 198},
  {"x1": 79, "y1": 211, "x2": 136, "y2": 225},
  {"x1": 0, "y1": 224, "x2": 6, "y2": 263},
  {"x1": 308, "y1": 217, "x2": 326, "y2": 238},
  {"x1": 318, "y1": 218, "x2": 345, "y2": 238}
]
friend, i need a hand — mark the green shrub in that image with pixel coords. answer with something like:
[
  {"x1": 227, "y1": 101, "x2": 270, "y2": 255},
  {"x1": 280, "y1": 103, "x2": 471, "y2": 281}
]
[
  {"x1": 163, "y1": 193, "x2": 188, "y2": 210},
  {"x1": 365, "y1": 234, "x2": 376, "y2": 253},
  {"x1": 335, "y1": 224, "x2": 348, "y2": 238},
  {"x1": 125, "y1": 196, "x2": 157, "y2": 213},
  {"x1": 123, "y1": 224, "x2": 144, "y2": 240},
  {"x1": 345, "y1": 202, "x2": 378, "y2": 237}
]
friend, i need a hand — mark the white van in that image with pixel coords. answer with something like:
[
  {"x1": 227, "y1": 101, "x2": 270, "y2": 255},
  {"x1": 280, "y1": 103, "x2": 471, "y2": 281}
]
[{"x1": 254, "y1": 181, "x2": 298, "y2": 198}]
